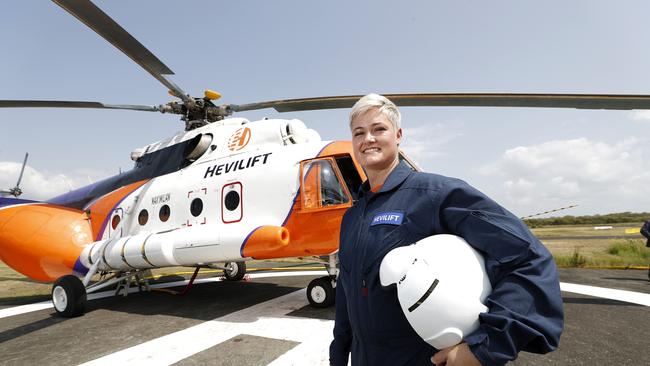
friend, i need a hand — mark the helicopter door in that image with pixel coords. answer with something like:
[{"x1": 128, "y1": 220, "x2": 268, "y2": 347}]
[{"x1": 300, "y1": 158, "x2": 352, "y2": 210}]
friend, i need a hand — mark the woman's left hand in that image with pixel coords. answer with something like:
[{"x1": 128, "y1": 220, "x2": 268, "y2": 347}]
[{"x1": 431, "y1": 343, "x2": 482, "y2": 366}]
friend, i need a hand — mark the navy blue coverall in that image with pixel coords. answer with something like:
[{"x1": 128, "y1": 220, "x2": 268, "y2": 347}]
[{"x1": 330, "y1": 161, "x2": 564, "y2": 366}]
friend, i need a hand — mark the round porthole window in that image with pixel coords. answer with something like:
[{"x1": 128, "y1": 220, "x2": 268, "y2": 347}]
[
  {"x1": 224, "y1": 190, "x2": 240, "y2": 211},
  {"x1": 111, "y1": 215, "x2": 121, "y2": 230},
  {"x1": 138, "y1": 209, "x2": 149, "y2": 226},
  {"x1": 159, "y1": 204, "x2": 170, "y2": 222},
  {"x1": 190, "y1": 198, "x2": 203, "y2": 217}
]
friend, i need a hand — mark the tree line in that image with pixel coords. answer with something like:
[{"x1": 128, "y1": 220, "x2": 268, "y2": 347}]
[{"x1": 523, "y1": 212, "x2": 650, "y2": 227}]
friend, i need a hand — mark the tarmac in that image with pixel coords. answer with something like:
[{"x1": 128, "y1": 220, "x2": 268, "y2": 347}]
[{"x1": 0, "y1": 264, "x2": 648, "y2": 365}]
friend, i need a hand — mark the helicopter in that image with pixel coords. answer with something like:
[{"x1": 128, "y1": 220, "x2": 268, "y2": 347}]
[{"x1": 2, "y1": 0, "x2": 650, "y2": 318}]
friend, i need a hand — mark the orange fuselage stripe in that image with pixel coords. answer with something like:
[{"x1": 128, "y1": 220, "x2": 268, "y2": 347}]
[{"x1": 88, "y1": 180, "x2": 149, "y2": 240}]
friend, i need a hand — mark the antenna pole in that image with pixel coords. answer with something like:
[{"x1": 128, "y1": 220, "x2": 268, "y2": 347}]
[{"x1": 520, "y1": 205, "x2": 579, "y2": 220}]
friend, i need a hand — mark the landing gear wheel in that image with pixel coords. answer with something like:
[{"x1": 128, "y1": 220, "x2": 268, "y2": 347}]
[
  {"x1": 52, "y1": 275, "x2": 87, "y2": 318},
  {"x1": 307, "y1": 276, "x2": 335, "y2": 308},
  {"x1": 223, "y1": 261, "x2": 246, "y2": 281}
]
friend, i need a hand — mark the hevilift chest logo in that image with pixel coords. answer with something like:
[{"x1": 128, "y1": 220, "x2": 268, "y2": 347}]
[{"x1": 370, "y1": 212, "x2": 404, "y2": 226}]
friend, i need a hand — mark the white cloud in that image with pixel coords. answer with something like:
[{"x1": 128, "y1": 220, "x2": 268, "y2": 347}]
[
  {"x1": 0, "y1": 162, "x2": 110, "y2": 201},
  {"x1": 480, "y1": 137, "x2": 650, "y2": 216},
  {"x1": 627, "y1": 110, "x2": 650, "y2": 122},
  {"x1": 400, "y1": 124, "x2": 462, "y2": 167}
]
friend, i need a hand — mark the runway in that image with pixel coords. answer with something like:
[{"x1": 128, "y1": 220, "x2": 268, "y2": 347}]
[{"x1": 0, "y1": 266, "x2": 648, "y2": 365}]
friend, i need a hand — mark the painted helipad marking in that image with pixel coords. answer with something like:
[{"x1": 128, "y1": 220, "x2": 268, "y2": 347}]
[
  {"x1": 0, "y1": 302, "x2": 54, "y2": 318},
  {"x1": 0, "y1": 270, "x2": 328, "y2": 319},
  {"x1": 71, "y1": 280, "x2": 648, "y2": 365},
  {"x1": 0, "y1": 273, "x2": 647, "y2": 366},
  {"x1": 560, "y1": 282, "x2": 650, "y2": 306},
  {"x1": 79, "y1": 289, "x2": 334, "y2": 366}
]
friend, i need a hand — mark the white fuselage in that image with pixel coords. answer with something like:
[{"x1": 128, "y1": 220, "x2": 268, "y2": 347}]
[{"x1": 80, "y1": 117, "x2": 335, "y2": 271}]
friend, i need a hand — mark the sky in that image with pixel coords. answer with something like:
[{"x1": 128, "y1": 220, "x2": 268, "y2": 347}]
[{"x1": 1, "y1": 0, "x2": 650, "y2": 218}]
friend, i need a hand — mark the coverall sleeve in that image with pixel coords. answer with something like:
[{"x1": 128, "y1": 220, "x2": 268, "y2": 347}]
[
  {"x1": 330, "y1": 272, "x2": 352, "y2": 366},
  {"x1": 436, "y1": 180, "x2": 564, "y2": 366}
]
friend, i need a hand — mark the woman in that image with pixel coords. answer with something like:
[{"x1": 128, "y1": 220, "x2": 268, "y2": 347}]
[{"x1": 330, "y1": 94, "x2": 564, "y2": 366}]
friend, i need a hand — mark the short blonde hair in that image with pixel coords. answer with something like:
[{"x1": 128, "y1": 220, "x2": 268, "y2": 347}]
[{"x1": 349, "y1": 93, "x2": 401, "y2": 130}]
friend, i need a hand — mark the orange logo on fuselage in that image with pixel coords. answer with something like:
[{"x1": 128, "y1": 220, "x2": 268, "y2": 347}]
[{"x1": 227, "y1": 127, "x2": 252, "y2": 151}]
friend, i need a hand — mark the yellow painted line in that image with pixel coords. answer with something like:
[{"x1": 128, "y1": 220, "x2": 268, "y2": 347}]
[
  {"x1": 151, "y1": 288, "x2": 179, "y2": 294},
  {"x1": 248, "y1": 267, "x2": 324, "y2": 272},
  {"x1": 625, "y1": 228, "x2": 640, "y2": 234},
  {"x1": 558, "y1": 265, "x2": 649, "y2": 270},
  {"x1": 146, "y1": 269, "x2": 219, "y2": 280}
]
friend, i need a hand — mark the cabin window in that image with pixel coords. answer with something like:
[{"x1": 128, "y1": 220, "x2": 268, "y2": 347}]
[
  {"x1": 190, "y1": 198, "x2": 203, "y2": 217},
  {"x1": 138, "y1": 209, "x2": 149, "y2": 226},
  {"x1": 159, "y1": 204, "x2": 171, "y2": 222},
  {"x1": 224, "y1": 190, "x2": 240, "y2": 211},
  {"x1": 111, "y1": 214, "x2": 121, "y2": 230},
  {"x1": 222, "y1": 182, "x2": 243, "y2": 223}
]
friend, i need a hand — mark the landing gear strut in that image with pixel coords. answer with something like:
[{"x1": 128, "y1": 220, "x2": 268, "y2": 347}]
[
  {"x1": 306, "y1": 252, "x2": 339, "y2": 308},
  {"x1": 51, "y1": 269, "x2": 152, "y2": 318},
  {"x1": 223, "y1": 261, "x2": 246, "y2": 281}
]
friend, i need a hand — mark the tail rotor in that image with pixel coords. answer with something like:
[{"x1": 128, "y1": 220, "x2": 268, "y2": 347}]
[{"x1": 1, "y1": 152, "x2": 29, "y2": 198}]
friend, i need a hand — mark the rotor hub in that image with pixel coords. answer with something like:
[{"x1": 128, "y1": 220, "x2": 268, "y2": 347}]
[{"x1": 158, "y1": 97, "x2": 234, "y2": 130}]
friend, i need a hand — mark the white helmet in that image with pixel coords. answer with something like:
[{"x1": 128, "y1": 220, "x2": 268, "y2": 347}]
[{"x1": 379, "y1": 234, "x2": 492, "y2": 349}]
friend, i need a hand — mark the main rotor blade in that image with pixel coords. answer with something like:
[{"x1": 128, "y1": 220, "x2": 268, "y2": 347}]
[
  {"x1": 51, "y1": 0, "x2": 189, "y2": 102},
  {"x1": 231, "y1": 93, "x2": 650, "y2": 113},
  {"x1": 15, "y1": 153, "x2": 29, "y2": 188},
  {"x1": 0, "y1": 100, "x2": 159, "y2": 112}
]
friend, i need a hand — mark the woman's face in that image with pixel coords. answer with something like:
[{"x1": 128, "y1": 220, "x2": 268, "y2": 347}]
[{"x1": 351, "y1": 108, "x2": 402, "y2": 173}]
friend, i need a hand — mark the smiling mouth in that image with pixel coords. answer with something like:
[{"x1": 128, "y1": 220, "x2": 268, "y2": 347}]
[{"x1": 363, "y1": 147, "x2": 381, "y2": 153}]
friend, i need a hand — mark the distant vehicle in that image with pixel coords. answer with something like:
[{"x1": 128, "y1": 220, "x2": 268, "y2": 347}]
[{"x1": 594, "y1": 226, "x2": 613, "y2": 230}]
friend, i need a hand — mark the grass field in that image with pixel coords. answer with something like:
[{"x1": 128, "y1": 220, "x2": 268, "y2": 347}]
[
  {"x1": 0, "y1": 224, "x2": 648, "y2": 305},
  {"x1": 530, "y1": 223, "x2": 649, "y2": 268},
  {"x1": 532, "y1": 223, "x2": 642, "y2": 237}
]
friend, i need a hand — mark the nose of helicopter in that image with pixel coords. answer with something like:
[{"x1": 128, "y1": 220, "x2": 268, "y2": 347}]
[{"x1": 0, "y1": 200, "x2": 92, "y2": 282}]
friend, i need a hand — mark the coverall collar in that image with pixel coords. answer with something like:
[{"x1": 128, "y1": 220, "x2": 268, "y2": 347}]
[{"x1": 359, "y1": 160, "x2": 412, "y2": 198}]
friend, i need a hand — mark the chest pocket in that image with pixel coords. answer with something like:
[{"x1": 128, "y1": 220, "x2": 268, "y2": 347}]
[
  {"x1": 363, "y1": 225, "x2": 410, "y2": 274},
  {"x1": 339, "y1": 210, "x2": 408, "y2": 273}
]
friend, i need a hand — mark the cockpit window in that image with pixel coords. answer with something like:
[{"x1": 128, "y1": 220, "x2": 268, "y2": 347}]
[
  {"x1": 301, "y1": 158, "x2": 351, "y2": 210},
  {"x1": 319, "y1": 160, "x2": 348, "y2": 206}
]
